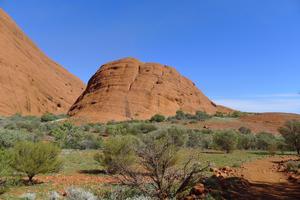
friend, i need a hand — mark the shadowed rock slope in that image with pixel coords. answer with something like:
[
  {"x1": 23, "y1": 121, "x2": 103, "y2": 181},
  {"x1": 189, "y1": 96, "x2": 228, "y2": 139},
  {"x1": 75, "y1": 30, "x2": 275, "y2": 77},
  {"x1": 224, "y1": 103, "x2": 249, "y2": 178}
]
[
  {"x1": 69, "y1": 57, "x2": 231, "y2": 122},
  {"x1": 0, "y1": 9, "x2": 85, "y2": 116}
]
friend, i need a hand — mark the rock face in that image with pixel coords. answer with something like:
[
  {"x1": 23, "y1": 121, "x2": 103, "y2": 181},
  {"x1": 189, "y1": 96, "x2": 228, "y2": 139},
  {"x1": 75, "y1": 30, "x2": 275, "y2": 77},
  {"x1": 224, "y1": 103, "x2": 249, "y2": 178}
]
[
  {"x1": 69, "y1": 57, "x2": 229, "y2": 122},
  {"x1": 0, "y1": 9, "x2": 85, "y2": 116}
]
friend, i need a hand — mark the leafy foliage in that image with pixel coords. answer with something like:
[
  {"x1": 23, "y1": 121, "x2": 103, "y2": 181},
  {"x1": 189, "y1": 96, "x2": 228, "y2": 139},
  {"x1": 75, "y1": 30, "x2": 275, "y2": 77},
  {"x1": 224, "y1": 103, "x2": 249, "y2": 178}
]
[
  {"x1": 94, "y1": 135, "x2": 138, "y2": 174},
  {"x1": 213, "y1": 130, "x2": 238, "y2": 153},
  {"x1": 150, "y1": 114, "x2": 166, "y2": 122},
  {"x1": 9, "y1": 141, "x2": 62, "y2": 182},
  {"x1": 278, "y1": 120, "x2": 300, "y2": 154}
]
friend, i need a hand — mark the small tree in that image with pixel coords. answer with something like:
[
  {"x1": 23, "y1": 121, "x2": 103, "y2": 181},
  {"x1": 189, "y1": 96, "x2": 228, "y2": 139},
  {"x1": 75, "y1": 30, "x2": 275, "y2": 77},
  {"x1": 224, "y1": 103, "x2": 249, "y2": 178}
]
[
  {"x1": 213, "y1": 130, "x2": 238, "y2": 153},
  {"x1": 237, "y1": 133, "x2": 256, "y2": 150},
  {"x1": 117, "y1": 136, "x2": 208, "y2": 199},
  {"x1": 9, "y1": 142, "x2": 62, "y2": 183},
  {"x1": 94, "y1": 135, "x2": 138, "y2": 174},
  {"x1": 256, "y1": 132, "x2": 276, "y2": 150},
  {"x1": 278, "y1": 120, "x2": 300, "y2": 155},
  {"x1": 150, "y1": 114, "x2": 166, "y2": 122}
]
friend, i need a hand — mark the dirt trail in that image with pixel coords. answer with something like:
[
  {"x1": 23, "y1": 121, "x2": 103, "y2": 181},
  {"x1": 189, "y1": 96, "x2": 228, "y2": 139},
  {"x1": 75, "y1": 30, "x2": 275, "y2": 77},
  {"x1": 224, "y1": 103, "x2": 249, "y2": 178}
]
[
  {"x1": 232, "y1": 156, "x2": 300, "y2": 200},
  {"x1": 239, "y1": 156, "x2": 291, "y2": 183}
]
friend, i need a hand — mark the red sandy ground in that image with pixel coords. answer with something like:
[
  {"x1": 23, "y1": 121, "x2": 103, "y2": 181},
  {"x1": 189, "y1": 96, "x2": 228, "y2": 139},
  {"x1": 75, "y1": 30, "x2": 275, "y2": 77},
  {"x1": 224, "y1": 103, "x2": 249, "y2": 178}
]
[
  {"x1": 227, "y1": 156, "x2": 300, "y2": 200},
  {"x1": 37, "y1": 173, "x2": 117, "y2": 187}
]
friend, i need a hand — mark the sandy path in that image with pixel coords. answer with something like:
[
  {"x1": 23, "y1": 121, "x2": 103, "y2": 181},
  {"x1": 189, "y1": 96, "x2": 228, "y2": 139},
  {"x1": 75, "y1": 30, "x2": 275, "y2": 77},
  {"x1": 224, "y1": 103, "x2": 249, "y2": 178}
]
[
  {"x1": 239, "y1": 156, "x2": 291, "y2": 183},
  {"x1": 231, "y1": 156, "x2": 300, "y2": 200}
]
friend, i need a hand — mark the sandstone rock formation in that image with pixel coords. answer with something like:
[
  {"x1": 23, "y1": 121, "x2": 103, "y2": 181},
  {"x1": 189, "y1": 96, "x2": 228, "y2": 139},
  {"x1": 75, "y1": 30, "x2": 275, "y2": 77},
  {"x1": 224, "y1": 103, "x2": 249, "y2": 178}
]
[
  {"x1": 69, "y1": 57, "x2": 230, "y2": 122},
  {"x1": 0, "y1": 9, "x2": 85, "y2": 116}
]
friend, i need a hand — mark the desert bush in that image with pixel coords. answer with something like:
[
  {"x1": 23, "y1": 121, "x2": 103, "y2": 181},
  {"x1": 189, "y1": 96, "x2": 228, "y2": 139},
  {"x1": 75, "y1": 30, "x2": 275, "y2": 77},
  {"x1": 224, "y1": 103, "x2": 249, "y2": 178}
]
[
  {"x1": 100, "y1": 186, "x2": 142, "y2": 200},
  {"x1": 285, "y1": 161, "x2": 300, "y2": 173},
  {"x1": 186, "y1": 130, "x2": 213, "y2": 149},
  {"x1": 230, "y1": 111, "x2": 246, "y2": 118},
  {"x1": 213, "y1": 130, "x2": 238, "y2": 153},
  {"x1": 20, "y1": 193, "x2": 36, "y2": 200},
  {"x1": 237, "y1": 133, "x2": 256, "y2": 150},
  {"x1": 106, "y1": 124, "x2": 128, "y2": 135},
  {"x1": 9, "y1": 141, "x2": 62, "y2": 182},
  {"x1": 0, "y1": 149, "x2": 10, "y2": 177},
  {"x1": 66, "y1": 187, "x2": 97, "y2": 200},
  {"x1": 150, "y1": 114, "x2": 165, "y2": 122},
  {"x1": 0, "y1": 149, "x2": 10, "y2": 194},
  {"x1": 41, "y1": 113, "x2": 65, "y2": 122},
  {"x1": 175, "y1": 110, "x2": 186, "y2": 120},
  {"x1": 276, "y1": 136, "x2": 289, "y2": 153},
  {"x1": 105, "y1": 123, "x2": 157, "y2": 136},
  {"x1": 50, "y1": 123, "x2": 101, "y2": 149},
  {"x1": 194, "y1": 111, "x2": 211, "y2": 121},
  {"x1": 0, "y1": 129, "x2": 33, "y2": 148},
  {"x1": 94, "y1": 135, "x2": 138, "y2": 174},
  {"x1": 155, "y1": 127, "x2": 188, "y2": 147},
  {"x1": 49, "y1": 191, "x2": 60, "y2": 200},
  {"x1": 116, "y1": 134, "x2": 207, "y2": 199},
  {"x1": 238, "y1": 127, "x2": 251, "y2": 135},
  {"x1": 256, "y1": 132, "x2": 276, "y2": 150},
  {"x1": 278, "y1": 120, "x2": 300, "y2": 154},
  {"x1": 168, "y1": 110, "x2": 210, "y2": 122},
  {"x1": 129, "y1": 123, "x2": 157, "y2": 134},
  {"x1": 214, "y1": 112, "x2": 225, "y2": 118}
]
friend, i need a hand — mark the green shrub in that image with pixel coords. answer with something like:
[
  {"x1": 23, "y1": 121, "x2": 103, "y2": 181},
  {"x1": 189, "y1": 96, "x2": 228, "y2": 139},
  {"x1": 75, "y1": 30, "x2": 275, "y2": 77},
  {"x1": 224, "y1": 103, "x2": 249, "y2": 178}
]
[
  {"x1": 237, "y1": 133, "x2": 256, "y2": 150},
  {"x1": 213, "y1": 130, "x2": 238, "y2": 153},
  {"x1": 175, "y1": 110, "x2": 186, "y2": 120},
  {"x1": 0, "y1": 129, "x2": 33, "y2": 148},
  {"x1": 105, "y1": 124, "x2": 128, "y2": 135},
  {"x1": 94, "y1": 135, "x2": 138, "y2": 174},
  {"x1": 130, "y1": 123, "x2": 157, "y2": 134},
  {"x1": 0, "y1": 149, "x2": 10, "y2": 178},
  {"x1": 278, "y1": 120, "x2": 300, "y2": 154},
  {"x1": 186, "y1": 130, "x2": 213, "y2": 149},
  {"x1": 238, "y1": 127, "x2": 252, "y2": 135},
  {"x1": 256, "y1": 132, "x2": 276, "y2": 150},
  {"x1": 156, "y1": 127, "x2": 188, "y2": 147},
  {"x1": 285, "y1": 161, "x2": 300, "y2": 172},
  {"x1": 41, "y1": 113, "x2": 59, "y2": 122},
  {"x1": 110, "y1": 134, "x2": 207, "y2": 199},
  {"x1": 150, "y1": 114, "x2": 166, "y2": 122},
  {"x1": 230, "y1": 111, "x2": 246, "y2": 118},
  {"x1": 9, "y1": 141, "x2": 62, "y2": 182},
  {"x1": 194, "y1": 111, "x2": 211, "y2": 121},
  {"x1": 50, "y1": 122, "x2": 102, "y2": 149}
]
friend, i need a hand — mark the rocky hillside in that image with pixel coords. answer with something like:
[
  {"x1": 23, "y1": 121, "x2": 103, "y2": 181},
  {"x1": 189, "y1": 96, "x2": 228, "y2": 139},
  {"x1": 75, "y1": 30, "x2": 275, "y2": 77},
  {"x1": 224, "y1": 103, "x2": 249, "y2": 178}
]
[
  {"x1": 0, "y1": 9, "x2": 85, "y2": 116},
  {"x1": 69, "y1": 57, "x2": 231, "y2": 122}
]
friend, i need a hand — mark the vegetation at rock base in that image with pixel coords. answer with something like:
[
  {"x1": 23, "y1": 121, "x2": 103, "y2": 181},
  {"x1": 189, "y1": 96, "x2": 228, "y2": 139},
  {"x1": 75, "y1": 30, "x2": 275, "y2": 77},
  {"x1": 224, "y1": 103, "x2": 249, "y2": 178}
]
[{"x1": 150, "y1": 114, "x2": 166, "y2": 122}]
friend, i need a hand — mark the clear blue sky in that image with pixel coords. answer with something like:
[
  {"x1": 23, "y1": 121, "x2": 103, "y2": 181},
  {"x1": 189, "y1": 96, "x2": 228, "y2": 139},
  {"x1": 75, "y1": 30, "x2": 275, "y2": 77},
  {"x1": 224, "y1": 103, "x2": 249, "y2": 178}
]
[{"x1": 1, "y1": 0, "x2": 300, "y2": 113}]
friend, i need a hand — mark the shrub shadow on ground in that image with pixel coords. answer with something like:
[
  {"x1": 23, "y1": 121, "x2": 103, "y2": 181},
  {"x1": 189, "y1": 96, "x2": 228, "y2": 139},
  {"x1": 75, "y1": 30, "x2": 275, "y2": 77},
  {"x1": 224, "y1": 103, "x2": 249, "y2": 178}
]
[{"x1": 206, "y1": 176, "x2": 300, "y2": 200}]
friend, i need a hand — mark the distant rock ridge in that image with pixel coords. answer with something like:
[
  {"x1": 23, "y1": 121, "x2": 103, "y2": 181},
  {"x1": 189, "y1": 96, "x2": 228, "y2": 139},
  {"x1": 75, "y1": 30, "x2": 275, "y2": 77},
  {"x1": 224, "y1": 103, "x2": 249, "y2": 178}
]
[
  {"x1": 0, "y1": 8, "x2": 85, "y2": 116},
  {"x1": 69, "y1": 57, "x2": 232, "y2": 122}
]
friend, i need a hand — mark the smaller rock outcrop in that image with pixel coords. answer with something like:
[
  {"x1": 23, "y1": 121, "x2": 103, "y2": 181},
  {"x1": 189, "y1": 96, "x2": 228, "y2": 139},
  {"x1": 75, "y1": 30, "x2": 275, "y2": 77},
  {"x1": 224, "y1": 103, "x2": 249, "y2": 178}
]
[{"x1": 69, "y1": 57, "x2": 231, "y2": 122}]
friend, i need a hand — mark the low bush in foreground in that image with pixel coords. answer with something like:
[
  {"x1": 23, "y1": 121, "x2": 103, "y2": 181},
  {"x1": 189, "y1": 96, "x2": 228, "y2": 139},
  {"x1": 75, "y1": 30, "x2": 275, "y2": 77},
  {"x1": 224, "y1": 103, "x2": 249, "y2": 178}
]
[
  {"x1": 98, "y1": 132, "x2": 208, "y2": 199},
  {"x1": 9, "y1": 141, "x2": 62, "y2": 183}
]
